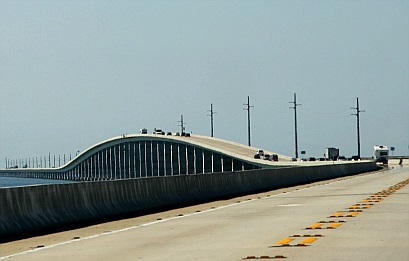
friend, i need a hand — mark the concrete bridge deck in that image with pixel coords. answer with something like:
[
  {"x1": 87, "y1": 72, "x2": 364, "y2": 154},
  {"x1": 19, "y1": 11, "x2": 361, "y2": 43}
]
[
  {"x1": 187, "y1": 134, "x2": 292, "y2": 161},
  {"x1": 0, "y1": 134, "x2": 295, "y2": 181},
  {"x1": 1, "y1": 166, "x2": 407, "y2": 260}
]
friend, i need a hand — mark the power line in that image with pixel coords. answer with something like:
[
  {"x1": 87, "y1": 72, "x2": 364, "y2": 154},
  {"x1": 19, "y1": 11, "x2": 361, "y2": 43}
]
[
  {"x1": 289, "y1": 93, "x2": 301, "y2": 159},
  {"x1": 243, "y1": 96, "x2": 254, "y2": 146},
  {"x1": 207, "y1": 103, "x2": 216, "y2": 137},
  {"x1": 351, "y1": 97, "x2": 365, "y2": 158},
  {"x1": 178, "y1": 114, "x2": 186, "y2": 134}
]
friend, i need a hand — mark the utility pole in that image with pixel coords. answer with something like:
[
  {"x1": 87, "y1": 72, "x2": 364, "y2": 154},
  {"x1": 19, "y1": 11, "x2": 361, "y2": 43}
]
[
  {"x1": 289, "y1": 93, "x2": 301, "y2": 159},
  {"x1": 243, "y1": 96, "x2": 254, "y2": 146},
  {"x1": 178, "y1": 115, "x2": 186, "y2": 134},
  {"x1": 351, "y1": 97, "x2": 364, "y2": 158},
  {"x1": 207, "y1": 103, "x2": 216, "y2": 137}
]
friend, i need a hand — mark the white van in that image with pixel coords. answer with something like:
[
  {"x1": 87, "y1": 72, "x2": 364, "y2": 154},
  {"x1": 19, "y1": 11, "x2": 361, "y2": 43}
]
[{"x1": 257, "y1": 149, "x2": 264, "y2": 156}]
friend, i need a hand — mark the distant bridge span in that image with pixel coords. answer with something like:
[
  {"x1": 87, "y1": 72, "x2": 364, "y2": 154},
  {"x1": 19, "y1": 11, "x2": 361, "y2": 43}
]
[{"x1": 0, "y1": 134, "x2": 292, "y2": 181}]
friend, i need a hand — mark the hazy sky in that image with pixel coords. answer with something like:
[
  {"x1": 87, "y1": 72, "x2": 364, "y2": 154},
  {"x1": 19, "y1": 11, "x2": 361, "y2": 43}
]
[{"x1": 1, "y1": 0, "x2": 408, "y2": 166}]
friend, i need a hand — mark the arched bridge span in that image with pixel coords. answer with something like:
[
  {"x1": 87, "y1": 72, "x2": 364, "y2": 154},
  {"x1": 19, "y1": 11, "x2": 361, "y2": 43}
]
[{"x1": 1, "y1": 134, "x2": 287, "y2": 181}]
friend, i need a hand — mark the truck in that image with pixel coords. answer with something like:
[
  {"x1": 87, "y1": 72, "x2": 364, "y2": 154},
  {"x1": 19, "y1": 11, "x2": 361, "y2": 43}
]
[
  {"x1": 373, "y1": 145, "x2": 389, "y2": 164},
  {"x1": 325, "y1": 147, "x2": 339, "y2": 161}
]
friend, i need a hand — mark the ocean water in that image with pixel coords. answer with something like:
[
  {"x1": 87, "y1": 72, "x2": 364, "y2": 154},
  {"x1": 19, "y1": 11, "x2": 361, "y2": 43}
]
[{"x1": 0, "y1": 176, "x2": 74, "y2": 188}]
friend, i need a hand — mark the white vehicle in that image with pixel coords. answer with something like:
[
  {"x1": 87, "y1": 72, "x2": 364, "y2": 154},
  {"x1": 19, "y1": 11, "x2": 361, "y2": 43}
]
[
  {"x1": 256, "y1": 149, "x2": 264, "y2": 156},
  {"x1": 254, "y1": 149, "x2": 265, "y2": 159},
  {"x1": 373, "y1": 145, "x2": 389, "y2": 164},
  {"x1": 139, "y1": 128, "x2": 147, "y2": 134}
]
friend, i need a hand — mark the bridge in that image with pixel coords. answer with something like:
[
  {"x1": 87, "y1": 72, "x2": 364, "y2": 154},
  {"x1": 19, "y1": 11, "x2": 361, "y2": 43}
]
[
  {"x1": 0, "y1": 134, "x2": 379, "y2": 237},
  {"x1": 1, "y1": 134, "x2": 293, "y2": 181}
]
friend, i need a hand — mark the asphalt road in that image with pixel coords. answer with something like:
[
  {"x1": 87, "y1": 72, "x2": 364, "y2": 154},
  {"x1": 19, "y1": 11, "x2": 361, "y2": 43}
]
[{"x1": 1, "y1": 166, "x2": 408, "y2": 261}]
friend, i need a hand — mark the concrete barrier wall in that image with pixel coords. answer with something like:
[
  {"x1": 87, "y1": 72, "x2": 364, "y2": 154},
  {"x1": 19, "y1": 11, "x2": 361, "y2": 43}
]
[{"x1": 0, "y1": 161, "x2": 378, "y2": 237}]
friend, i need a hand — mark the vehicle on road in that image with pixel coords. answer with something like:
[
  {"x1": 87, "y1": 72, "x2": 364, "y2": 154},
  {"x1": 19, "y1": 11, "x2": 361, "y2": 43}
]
[
  {"x1": 325, "y1": 147, "x2": 339, "y2": 161},
  {"x1": 254, "y1": 149, "x2": 265, "y2": 159},
  {"x1": 271, "y1": 154, "x2": 278, "y2": 161},
  {"x1": 373, "y1": 145, "x2": 389, "y2": 164},
  {"x1": 154, "y1": 129, "x2": 164, "y2": 135}
]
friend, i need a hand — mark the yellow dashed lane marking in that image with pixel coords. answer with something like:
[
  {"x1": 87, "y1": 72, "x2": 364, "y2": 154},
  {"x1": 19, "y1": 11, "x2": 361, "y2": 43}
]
[
  {"x1": 346, "y1": 211, "x2": 360, "y2": 217},
  {"x1": 245, "y1": 255, "x2": 287, "y2": 259},
  {"x1": 348, "y1": 205, "x2": 372, "y2": 209},
  {"x1": 330, "y1": 212, "x2": 344, "y2": 217},
  {"x1": 326, "y1": 223, "x2": 342, "y2": 229},
  {"x1": 269, "y1": 179, "x2": 409, "y2": 254},
  {"x1": 276, "y1": 238, "x2": 294, "y2": 245},
  {"x1": 371, "y1": 194, "x2": 389, "y2": 197},
  {"x1": 362, "y1": 199, "x2": 381, "y2": 203},
  {"x1": 299, "y1": 237, "x2": 318, "y2": 244},
  {"x1": 306, "y1": 223, "x2": 322, "y2": 229}
]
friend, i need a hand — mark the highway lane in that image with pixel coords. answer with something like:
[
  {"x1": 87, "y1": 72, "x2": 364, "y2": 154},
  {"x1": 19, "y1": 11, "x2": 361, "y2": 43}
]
[{"x1": 1, "y1": 167, "x2": 408, "y2": 261}]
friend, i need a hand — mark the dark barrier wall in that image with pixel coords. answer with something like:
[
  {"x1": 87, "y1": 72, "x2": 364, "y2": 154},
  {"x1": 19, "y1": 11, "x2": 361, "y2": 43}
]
[{"x1": 0, "y1": 162, "x2": 378, "y2": 237}]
